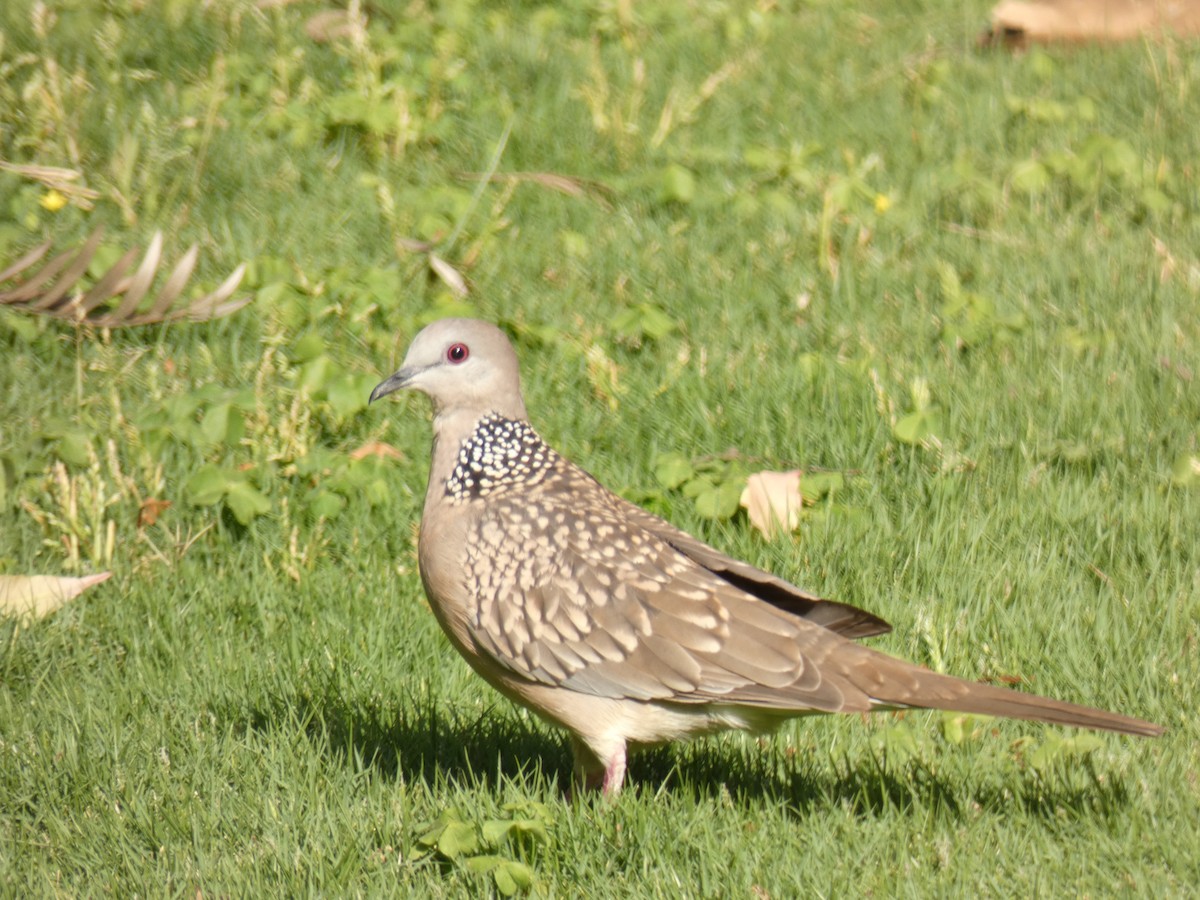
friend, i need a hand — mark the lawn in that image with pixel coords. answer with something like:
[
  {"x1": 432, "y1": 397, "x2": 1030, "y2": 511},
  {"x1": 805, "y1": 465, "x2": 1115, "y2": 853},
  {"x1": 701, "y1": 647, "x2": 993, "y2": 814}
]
[{"x1": 1, "y1": 0, "x2": 1197, "y2": 895}]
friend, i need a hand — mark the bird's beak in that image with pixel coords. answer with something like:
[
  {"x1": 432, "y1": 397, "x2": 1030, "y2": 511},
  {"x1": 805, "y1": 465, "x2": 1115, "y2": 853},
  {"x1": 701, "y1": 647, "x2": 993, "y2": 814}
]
[{"x1": 369, "y1": 367, "x2": 418, "y2": 404}]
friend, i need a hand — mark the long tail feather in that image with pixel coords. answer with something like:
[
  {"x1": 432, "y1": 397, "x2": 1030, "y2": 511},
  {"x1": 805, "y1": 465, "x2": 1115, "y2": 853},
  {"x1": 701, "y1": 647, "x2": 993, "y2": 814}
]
[{"x1": 869, "y1": 664, "x2": 1163, "y2": 737}]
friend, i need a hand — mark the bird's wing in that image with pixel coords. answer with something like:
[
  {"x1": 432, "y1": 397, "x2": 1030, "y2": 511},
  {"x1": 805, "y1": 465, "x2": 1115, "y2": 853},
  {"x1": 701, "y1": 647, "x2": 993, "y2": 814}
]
[
  {"x1": 463, "y1": 486, "x2": 873, "y2": 712},
  {"x1": 461, "y1": 483, "x2": 1164, "y2": 736},
  {"x1": 610, "y1": 495, "x2": 892, "y2": 639}
]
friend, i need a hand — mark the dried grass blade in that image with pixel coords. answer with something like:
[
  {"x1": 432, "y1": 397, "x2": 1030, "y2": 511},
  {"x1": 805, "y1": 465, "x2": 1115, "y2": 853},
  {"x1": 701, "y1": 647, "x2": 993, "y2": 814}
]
[{"x1": 456, "y1": 170, "x2": 614, "y2": 208}]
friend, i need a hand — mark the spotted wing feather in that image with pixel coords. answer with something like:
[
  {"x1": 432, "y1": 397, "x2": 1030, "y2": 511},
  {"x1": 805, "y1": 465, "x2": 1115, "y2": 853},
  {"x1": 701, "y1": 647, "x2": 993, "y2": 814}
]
[
  {"x1": 612, "y1": 496, "x2": 892, "y2": 639},
  {"x1": 464, "y1": 477, "x2": 863, "y2": 713}
]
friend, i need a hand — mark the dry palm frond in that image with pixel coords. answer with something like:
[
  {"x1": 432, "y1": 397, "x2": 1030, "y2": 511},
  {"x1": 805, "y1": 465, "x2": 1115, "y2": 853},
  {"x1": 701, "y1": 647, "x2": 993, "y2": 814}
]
[{"x1": 0, "y1": 229, "x2": 250, "y2": 328}]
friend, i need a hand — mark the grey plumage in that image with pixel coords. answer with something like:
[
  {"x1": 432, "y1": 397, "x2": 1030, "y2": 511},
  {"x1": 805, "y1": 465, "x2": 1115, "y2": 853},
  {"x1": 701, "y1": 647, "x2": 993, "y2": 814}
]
[{"x1": 370, "y1": 318, "x2": 1162, "y2": 795}]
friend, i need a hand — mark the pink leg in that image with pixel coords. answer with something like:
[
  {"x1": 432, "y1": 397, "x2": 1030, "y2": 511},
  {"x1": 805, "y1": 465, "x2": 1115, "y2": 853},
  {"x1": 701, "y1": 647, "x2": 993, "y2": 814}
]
[
  {"x1": 601, "y1": 746, "x2": 627, "y2": 796},
  {"x1": 571, "y1": 739, "x2": 627, "y2": 797}
]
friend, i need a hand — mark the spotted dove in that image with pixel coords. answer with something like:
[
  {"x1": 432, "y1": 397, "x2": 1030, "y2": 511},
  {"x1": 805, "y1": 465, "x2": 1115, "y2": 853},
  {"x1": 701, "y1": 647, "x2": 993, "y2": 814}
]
[{"x1": 370, "y1": 318, "x2": 1162, "y2": 795}]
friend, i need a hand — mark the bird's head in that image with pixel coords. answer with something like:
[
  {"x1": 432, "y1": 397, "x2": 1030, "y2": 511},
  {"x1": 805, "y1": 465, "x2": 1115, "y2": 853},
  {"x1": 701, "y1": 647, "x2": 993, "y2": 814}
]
[{"x1": 369, "y1": 318, "x2": 528, "y2": 424}]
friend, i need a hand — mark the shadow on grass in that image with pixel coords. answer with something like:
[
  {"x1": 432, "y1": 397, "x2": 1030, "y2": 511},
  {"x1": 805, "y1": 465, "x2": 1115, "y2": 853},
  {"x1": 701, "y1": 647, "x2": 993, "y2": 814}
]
[
  {"x1": 225, "y1": 689, "x2": 1134, "y2": 819},
  {"x1": 634, "y1": 738, "x2": 1135, "y2": 822},
  {"x1": 231, "y1": 687, "x2": 573, "y2": 793}
]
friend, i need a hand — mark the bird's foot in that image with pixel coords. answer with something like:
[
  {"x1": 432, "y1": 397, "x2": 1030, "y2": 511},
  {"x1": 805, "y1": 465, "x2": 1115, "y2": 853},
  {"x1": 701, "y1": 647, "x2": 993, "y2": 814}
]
[
  {"x1": 600, "y1": 747, "x2": 626, "y2": 796},
  {"x1": 569, "y1": 747, "x2": 627, "y2": 799}
]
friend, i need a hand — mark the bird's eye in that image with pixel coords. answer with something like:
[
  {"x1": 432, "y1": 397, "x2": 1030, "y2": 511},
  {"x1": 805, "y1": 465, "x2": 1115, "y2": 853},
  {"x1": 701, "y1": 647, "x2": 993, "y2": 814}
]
[{"x1": 446, "y1": 343, "x2": 469, "y2": 364}]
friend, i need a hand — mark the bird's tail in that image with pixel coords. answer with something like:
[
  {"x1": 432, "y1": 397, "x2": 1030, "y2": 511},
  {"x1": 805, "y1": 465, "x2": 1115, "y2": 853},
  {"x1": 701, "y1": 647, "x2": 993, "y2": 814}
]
[{"x1": 863, "y1": 658, "x2": 1163, "y2": 737}]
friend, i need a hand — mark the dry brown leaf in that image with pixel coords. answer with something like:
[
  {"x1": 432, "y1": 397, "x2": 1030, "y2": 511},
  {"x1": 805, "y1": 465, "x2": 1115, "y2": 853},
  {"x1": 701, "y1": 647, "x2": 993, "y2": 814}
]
[
  {"x1": 984, "y1": 0, "x2": 1200, "y2": 47},
  {"x1": 304, "y1": 8, "x2": 366, "y2": 43},
  {"x1": 349, "y1": 440, "x2": 404, "y2": 461},
  {"x1": 996, "y1": 674, "x2": 1028, "y2": 686},
  {"x1": 0, "y1": 228, "x2": 250, "y2": 328},
  {"x1": 740, "y1": 470, "x2": 804, "y2": 539},
  {"x1": 0, "y1": 571, "x2": 111, "y2": 621},
  {"x1": 137, "y1": 498, "x2": 172, "y2": 528}
]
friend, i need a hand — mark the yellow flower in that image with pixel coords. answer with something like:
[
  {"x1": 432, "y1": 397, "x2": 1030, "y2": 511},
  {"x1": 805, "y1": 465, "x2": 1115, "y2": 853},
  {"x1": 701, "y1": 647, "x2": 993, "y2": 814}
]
[
  {"x1": 39, "y1": 189, "x2": 68, "y2": 212},
  {"x1": 873, "y1": 193, "x2": 891, "y2": 214}
]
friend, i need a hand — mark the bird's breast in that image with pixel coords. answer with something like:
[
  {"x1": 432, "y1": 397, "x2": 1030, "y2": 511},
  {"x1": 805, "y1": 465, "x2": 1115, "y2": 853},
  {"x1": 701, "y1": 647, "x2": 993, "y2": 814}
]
[{"x1": 416, "y1": 500, "x2": 478, "y2": 651}]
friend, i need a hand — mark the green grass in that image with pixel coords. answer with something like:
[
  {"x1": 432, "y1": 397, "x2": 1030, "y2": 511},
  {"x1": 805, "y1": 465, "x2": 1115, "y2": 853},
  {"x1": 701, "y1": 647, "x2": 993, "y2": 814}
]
[{"x1": 1, "y1": 0, "x2": 1197, "y2": 894}]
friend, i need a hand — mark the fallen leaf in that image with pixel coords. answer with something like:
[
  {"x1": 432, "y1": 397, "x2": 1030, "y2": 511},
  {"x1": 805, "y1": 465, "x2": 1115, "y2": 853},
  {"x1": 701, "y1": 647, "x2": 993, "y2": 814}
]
[
  {"x1": 740, "y1": 470, "x2": 804, "y2": 538},
  {"x1": 137, "y1": 498, "x2": 172, "y2": 528},
  {"x1": 982, "y1": 673, "x2": 1029, "y2": 686},
  {"x1": 429, "y1": 254, "x2": 469, "y2": 298},
  {"x1": 304, "y1": 8, "x2": 365, "y2": 43},
  {"x1": 0, "y1": 572, "x2": 112, "y2": 621},
  {"x1": 983, "y1": 0, "x2": 1200, "y2": 47},
  {"x1": 350, "y1": 441, "x2": 405, "y2": 461}
]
